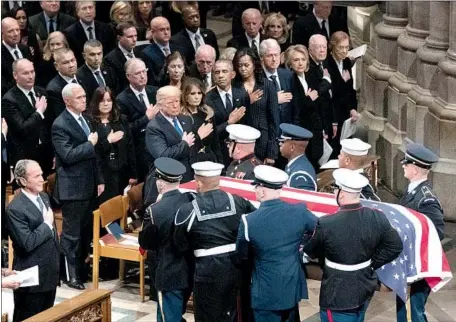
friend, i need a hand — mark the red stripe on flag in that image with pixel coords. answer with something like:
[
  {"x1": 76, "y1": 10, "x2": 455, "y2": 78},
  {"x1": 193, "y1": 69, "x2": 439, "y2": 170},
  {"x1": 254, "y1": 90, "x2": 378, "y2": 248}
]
[{"x1": 408, "y1": 208, "x2": 430, "y2": 273}]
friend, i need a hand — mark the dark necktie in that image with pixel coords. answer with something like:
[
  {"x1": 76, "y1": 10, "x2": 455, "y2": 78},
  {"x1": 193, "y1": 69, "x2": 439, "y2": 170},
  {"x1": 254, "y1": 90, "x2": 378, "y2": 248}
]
[
  {"x1": 71, "y1": 78, "x2": 78, "y2": 84},
  {"x1": 49, "y1": 18, "x2": 55, "y2": 33},
  {"x1": 78, "y1": 116, "x2": 90, "y2": 136},
  {"x1": 321, "y1": 20, "x2": 329, "y2": 41},
  {"x1": 37, "y1": 196, "x2": 44, "y2": 213},
  {"x1": 138, "y1": 93, "x2": 147, "y2": 109},
  {"x1": 127, "y1": 52, "x2": 134, "y2": 59},
  {"x1": 163, "y1": 47, "x2": 170, "y2": 57},
  {"x1": 28, "y1": 91, "x2": 36, "y2": 106},
  {"x1": 94, "y1": 70, "x2": 105, "y2": 86},
  {"x1": 270, "y1": 75, "x2": 280, "y2": 92},
  {"x1": 2, "y1": 145, "x2": 7, "y2": 163},
  {"x1": 194, "y1": 34, "x2": 202, "y2": 50},
  {"x1": 13, "y1": 49, "x2": 20, "y2": 60},
  {"x1": 203, "y1": 75, "x2": 210, "y2": 89},
  {"x1": 225, "y1": 93, "x2": 233, "y2": 113},
  {"x1": 172, "y1": 118, "x2": 183, "y2": 136},
  {"x1": 87, "y1": 26, "x2": 94, "y2": 40},
  {"x1": 251, "y1": 39, "x2": 259, "y2": 57}
]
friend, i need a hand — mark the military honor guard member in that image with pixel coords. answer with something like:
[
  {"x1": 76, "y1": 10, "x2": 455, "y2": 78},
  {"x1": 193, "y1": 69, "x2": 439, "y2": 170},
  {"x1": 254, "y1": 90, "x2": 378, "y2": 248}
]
[
  {"x1": 396, "y1": 143, "x2": 444, "y2": 322},
  {"x1": 236, "y1": 165, "x2": 318, "y2": 322},
  {"x1": 304, "y1": 168, "x2": 403, "y2": 322},
  {"x1": 225, "y1": 124, "x2": 263, "y2": 180},
  {"x1": 279, "y1": 123, "x2": 317, "y2": 191},
  {"x1": 338, "y1": 138, "x2": 381, "y2": 201},
  {"x1": 173, "y1": 161, "x2": 256, "y2": 322},
  {"x1": 138, "y1": 157, "x2": 194, "y2": 322}
]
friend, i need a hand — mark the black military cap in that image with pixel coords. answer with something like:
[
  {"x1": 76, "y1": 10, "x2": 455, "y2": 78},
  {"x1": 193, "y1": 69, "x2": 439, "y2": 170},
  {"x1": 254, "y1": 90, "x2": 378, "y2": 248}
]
[
  {"x1": 400, "y1": 143, "x2": 438, "y2": 169},
  {"x1": 251, "y1": 165, "x2": 288, "y2": 189},
  {"x1": 154, "y1": 157, "x2": 186, "y2": 182},
  {"x1": 278, "y1": 123, "x2": 313, "y2": 141}
]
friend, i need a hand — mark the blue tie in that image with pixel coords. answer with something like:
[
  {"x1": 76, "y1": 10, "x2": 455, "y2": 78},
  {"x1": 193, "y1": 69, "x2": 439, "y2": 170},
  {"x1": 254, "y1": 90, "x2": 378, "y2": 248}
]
[
  {"x1": 78, "y1": 116, "x2": 90, "y2": 136},
  {"x1": 172, "y1": 118, "x2": 183, "y2": 136}
]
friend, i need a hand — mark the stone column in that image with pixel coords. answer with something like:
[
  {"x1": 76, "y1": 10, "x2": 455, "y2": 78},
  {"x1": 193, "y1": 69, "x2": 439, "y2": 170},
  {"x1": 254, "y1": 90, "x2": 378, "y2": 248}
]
[
  {"x1": 361, "y1": 1, "x2": 408, "y2": 185},
  {"x1": 427, "y1": 2, "x2": 456, "y2": 221}
]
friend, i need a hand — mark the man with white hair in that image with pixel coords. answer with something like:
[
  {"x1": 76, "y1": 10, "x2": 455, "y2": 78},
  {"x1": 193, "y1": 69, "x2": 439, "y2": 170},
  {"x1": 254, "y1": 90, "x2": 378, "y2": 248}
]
[
  {"x1": 292, "y1": 0, "x2": 349, "y2": 47},
  {"x1": 52, "y1": 83, "x2": 104, "y2": 290},
  {"x1": 145, "y1": 85, "x2": 197, "y2": 183},
  {"x1": 189, "y1": 44, "x2": 216, "y2": 90},
  {"x1": 227, "y1": 8, "x2": 265, "y2": 56}
]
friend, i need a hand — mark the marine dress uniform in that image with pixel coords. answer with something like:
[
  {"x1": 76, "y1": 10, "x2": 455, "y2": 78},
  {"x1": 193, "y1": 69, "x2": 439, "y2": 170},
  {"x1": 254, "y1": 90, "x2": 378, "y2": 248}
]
[
  {"x1": 396, "y1": 143, "x2": 444, "y2": 322},
  {"x1": 279, "y1": 123, "x2": 317, "y2": 191},
  {"x1": 236, "y1": 165, "x2": 318, "y2": 322},
  {"x1": 339, "y1": 138, "x2": 380, "y2": 201},
  {"x1": 173, "y1": 162, "x2": 257, "y2": 322},
  {"x1": 138, "y1": 158, "x2": 194, "y2": 322},
  {"x1": 304, "y1": 168, "x2": 403, "y2": 322},
  {"x1": 225, "y1": 124, "x2": 263, "y2": 180}
]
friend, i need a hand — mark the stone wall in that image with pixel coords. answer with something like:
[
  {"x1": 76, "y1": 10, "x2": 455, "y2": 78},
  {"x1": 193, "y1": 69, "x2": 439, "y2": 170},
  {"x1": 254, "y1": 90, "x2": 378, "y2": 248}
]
[{"x1": 349, "y1": 1, "x2": 456, "y2": 221}]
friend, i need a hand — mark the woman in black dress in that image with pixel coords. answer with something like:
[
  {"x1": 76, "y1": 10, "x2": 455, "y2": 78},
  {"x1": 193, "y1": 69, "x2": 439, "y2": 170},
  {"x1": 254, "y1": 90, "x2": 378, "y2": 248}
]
[
  {"x1": 180, "y1": 77, "x2": 223, "y2": 164},
  {"x1": 87, "y1": 86, "x2": 138, "y2": 203},
  {"x1": 233, "y1": 48, "x2": 280, "y2": 165}
]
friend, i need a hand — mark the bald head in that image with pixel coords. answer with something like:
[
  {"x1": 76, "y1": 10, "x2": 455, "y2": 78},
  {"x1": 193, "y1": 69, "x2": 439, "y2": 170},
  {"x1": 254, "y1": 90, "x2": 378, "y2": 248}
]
[
  {"x1": 2, "y1": 17, "x2": 20, "y2": 47},
  {"x1": 13, "y1": 59, "x2": 35, "y2": 90},
  {"x1": 151, "y1": 17, "x2": 171, "y2": 45},
  {"x1": 309, "y1": 34, "x2": 328, "y2": 62},
  {"x1": 195, "y1": 45, "x2": 216, "y2": 76},
  {"x1": 242, "y1": 9, "x2": 262, "y2": 38}
]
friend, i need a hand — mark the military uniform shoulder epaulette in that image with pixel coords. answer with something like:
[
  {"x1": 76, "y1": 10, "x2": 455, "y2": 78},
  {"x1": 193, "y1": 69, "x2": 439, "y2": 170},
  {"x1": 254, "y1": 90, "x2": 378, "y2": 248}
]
[
  {"x1": 419, "y1": 186, "x2": 442, "y2": 208},
  {"x1": 250, "y1": 157, "x2": 263, "y2": 166}
]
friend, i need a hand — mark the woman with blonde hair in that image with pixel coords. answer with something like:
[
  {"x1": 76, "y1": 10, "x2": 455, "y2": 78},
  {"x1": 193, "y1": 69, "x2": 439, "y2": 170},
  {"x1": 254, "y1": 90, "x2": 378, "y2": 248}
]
[
  {"x1": 110, "y1": 1, "x2": 135, "y2": 29},
  {"x1": 327, "y1": 31, "x2": 358, "y2": 148},
  {"x1": 263, "y1": 12, "x2": 291, "y2": 52},
  {"x1": 181, "y1": 77, "x2": 223, "y2": 164},
  {"x1": 286, "y1": 44, "x2": 325, "y2": 169},
  {"x1": 36, "y1": 31, "x2": 69, "y2": 87}
]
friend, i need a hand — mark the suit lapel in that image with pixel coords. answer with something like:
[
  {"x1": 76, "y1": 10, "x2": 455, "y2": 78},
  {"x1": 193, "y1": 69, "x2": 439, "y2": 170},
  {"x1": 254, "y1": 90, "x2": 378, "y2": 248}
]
[
  {"x1": 125, "y1": 88, "x2": 146, "y2": 114},
  {"x1": 18, "y1": 191, "x2": 43, "y2": 219},
  {"x1": 39, "y1": 13, "x2": 48, "y2": 38},
  {"x1": 232, "y1": 88, "x2": 245, "y2": 109},
  {"x1": 63, "y1": 109, "x2": 88, "y2": 138},
  {"x1": 157, "y1": 113, "x2": 182, "y2": 141},
  {"x1": 210, "y1": 90, "x2": 229, "y2": 118}
]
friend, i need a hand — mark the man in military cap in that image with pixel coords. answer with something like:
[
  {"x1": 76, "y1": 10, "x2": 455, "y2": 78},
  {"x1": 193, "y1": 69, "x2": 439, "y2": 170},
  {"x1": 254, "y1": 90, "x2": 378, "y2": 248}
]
[
  {"x1": 279, "y1": 123, "x2": 317, "y2": 191},
  {"x1": 304, "y1": 168, "x2": 403, "y2": 322},
  {"x1": 338, "y1": 138, "x2": 380, "y2": 201},
  {"x1": 173, "y1": 161, "x2": 256, "y2": 322},
  {"x1": 396, "y1": 143, "x2": 444, "y2": 322},
  {"x1": 236, "y1": 165, "x2": 318, "y2": 321},
  {"x1": 139, "y1": 157, "x2": 194, "y2": 321},
  {"x1": 225, "y1": 124, "x2": 263, "y2": 180}
]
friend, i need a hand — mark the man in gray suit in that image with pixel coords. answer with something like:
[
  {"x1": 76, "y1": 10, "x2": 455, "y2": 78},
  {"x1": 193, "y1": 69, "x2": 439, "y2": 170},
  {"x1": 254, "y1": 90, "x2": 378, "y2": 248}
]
[
  {"x1": 51, "y1": 83, "x2": 104, "y2": 290},
  {"x1": 7, "y1": 159, "x2": 60, "y2": 322}
]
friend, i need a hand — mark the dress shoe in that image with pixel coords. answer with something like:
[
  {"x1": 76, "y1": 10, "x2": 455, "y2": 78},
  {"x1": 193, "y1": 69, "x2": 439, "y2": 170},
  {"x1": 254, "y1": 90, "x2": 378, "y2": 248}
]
[{"x1": 66, "y1": 278, "x2": 85, "y2": 290}]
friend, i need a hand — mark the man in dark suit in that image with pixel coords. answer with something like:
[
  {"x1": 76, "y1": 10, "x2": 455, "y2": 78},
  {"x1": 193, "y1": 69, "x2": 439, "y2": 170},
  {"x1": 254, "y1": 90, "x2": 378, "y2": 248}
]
[
  {"x1": 28, "y1": 1, "x2": 76, "y2": 42},
  {"x1": 171, "y1": 5, "x2": 219, "y2": 65},
  {"x1": 76, "y1": 40, "x2": 117, "y2": 101},
  {"x1": 206, "y1": 60, "x2": 249, "y2": 167},
  {"x1": 292, "y1": 1, "x2": 349, "y2": 47},
  {"x1": 141, "y1": 16, "x2": 187, "y2": 86},
  {"x1": 63, "y1": 1, "x2": 115, "y2": 65},
  {"x1": 6, "y1": 159, "x2": 60, "y2": 322},
  {"x1": 116, "y1": 58, "x2": 159, "y2": 182},
  {"x1": 2, "y1": 59, "x2": 53, "y2": 178},
  {"x1": 227, "y1": 8, "x2": 265, "y2": 57},
  {"x1": 1, "y1": 17, "x2": 31, "y2": 96},
  {"x1": 103, "y1": 22, "x2": 141, "y2": 92},
  {"x1": 188, "y1": 45, "x2": 216, "y2": 91},
  {"x1": 52, "y1": 83, "x2": 104, "y2": 290},
  {"x1": 145, "y1": 86, "x2": 196, "y2": 183},
  {"x1": 46, "y1": 48, "x2": 81, "y2": 120}
]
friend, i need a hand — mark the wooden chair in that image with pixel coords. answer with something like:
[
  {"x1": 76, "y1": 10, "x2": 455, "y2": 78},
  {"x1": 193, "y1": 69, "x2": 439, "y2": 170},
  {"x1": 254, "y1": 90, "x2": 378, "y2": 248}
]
[{"x1": 92, "y1": 195, "x2": 147, "y2": 302}]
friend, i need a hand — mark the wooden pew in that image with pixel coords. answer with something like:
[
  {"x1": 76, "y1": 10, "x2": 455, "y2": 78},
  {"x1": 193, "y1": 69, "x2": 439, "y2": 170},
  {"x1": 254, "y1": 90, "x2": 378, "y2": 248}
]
[{"x1": 22, "y1": 289, "x2": 112, "y2": 322}]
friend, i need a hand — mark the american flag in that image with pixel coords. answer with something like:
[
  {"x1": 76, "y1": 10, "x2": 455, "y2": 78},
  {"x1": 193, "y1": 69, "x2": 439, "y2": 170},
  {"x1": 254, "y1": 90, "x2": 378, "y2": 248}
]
[{"x1": 180, "y1": 177, "x2": 453, "y2": 301}]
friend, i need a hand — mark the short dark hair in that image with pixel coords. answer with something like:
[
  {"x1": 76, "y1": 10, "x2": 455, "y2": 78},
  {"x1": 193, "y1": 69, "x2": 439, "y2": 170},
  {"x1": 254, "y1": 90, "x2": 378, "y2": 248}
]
[{"x1": 116, "y1": 21, "x2": 136, "y2": 37}]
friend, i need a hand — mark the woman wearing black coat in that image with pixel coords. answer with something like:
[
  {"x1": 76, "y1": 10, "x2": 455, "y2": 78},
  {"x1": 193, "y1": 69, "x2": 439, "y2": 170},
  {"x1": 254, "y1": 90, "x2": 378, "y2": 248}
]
[
  {"x1": 8, "y1": 6, "x2": 40, "y2": 63},
  {"x1": 87, "y1": 86, "x2": 138, "y2": 204}
]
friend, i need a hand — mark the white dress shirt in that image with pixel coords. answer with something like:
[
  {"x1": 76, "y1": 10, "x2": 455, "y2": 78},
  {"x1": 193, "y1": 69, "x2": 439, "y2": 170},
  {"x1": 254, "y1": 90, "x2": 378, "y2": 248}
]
[
  {"x1": 59, "y1": 72, "x2": 78, "y2": 84},
  {"x1": 313, "y1": 9, "x2": 330, "y2": 38},
  {"x1": 297, "y1": 73, "x2": 309, "y2": 93},
  {"x1": 157, "y1": 42, "x2": 171, "y2": 56},
  {"x1": 130, "y1": 85, "x2": 151, "y2": 107},
  {"x1": 186, "y1": 28, "x2": 205, "y2": 51},
  {"x1": 119, "y1": 44, "x2": 135, "y2": 60},
  {"x1": 217, "y1": 86, "x2": 233, "y2": 109},
  {"x1": 407, "y1": 179, "x2": 427, "y2": 194},
  {"x1": 21, "y1": 190, "x2": 53, "y2": 231},
  {"x1": 263, "y1": 67, "x2": 281, "y2": 91},
  {"x1": 80, "y1": 20, "x2": 96, "y2": 40},
  {"x1": 2, "y1": 40, "x2": 22, "y2": 60}
]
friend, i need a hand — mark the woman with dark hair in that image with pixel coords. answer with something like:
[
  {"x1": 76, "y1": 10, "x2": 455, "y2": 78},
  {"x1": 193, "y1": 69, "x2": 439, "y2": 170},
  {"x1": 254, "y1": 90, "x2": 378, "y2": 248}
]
[
  {"x1": 233, "y1": 48, "x2": 280, "y2": 164},
  {"x1": 132, "y1": 1, "x2": 155, "y2": 40},
  {"x1": 181, "y1": 77, "x2": 223, "y2": 164},
  {"x1": 87, "y1": 86, "x2": 137, "y2": 203},
  {"x1": 8, "y1": 6, "x2": 40, "y2": 62},
  {"x1": 158, "y1": 51, "x2": 187, "y2": 88}
]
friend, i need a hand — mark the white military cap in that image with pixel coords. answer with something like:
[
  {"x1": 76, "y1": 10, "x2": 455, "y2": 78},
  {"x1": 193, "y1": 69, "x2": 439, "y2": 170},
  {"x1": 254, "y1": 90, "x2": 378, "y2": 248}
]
[
  {"x1": 332, "y1": 168, "x2": 369, "y2": 193},
  {"x1": 252, "y1": 165, "x2": 289, "y2": 189},
  {"x1": 226, "y1": 124, "x2": 261, "y2": 143},
  {"x1": 340, "y1": 138, "x2": 371, "y2": 156},
  {"x1": 192, "y1": 161, "x2": 224, "y2": 177}
]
